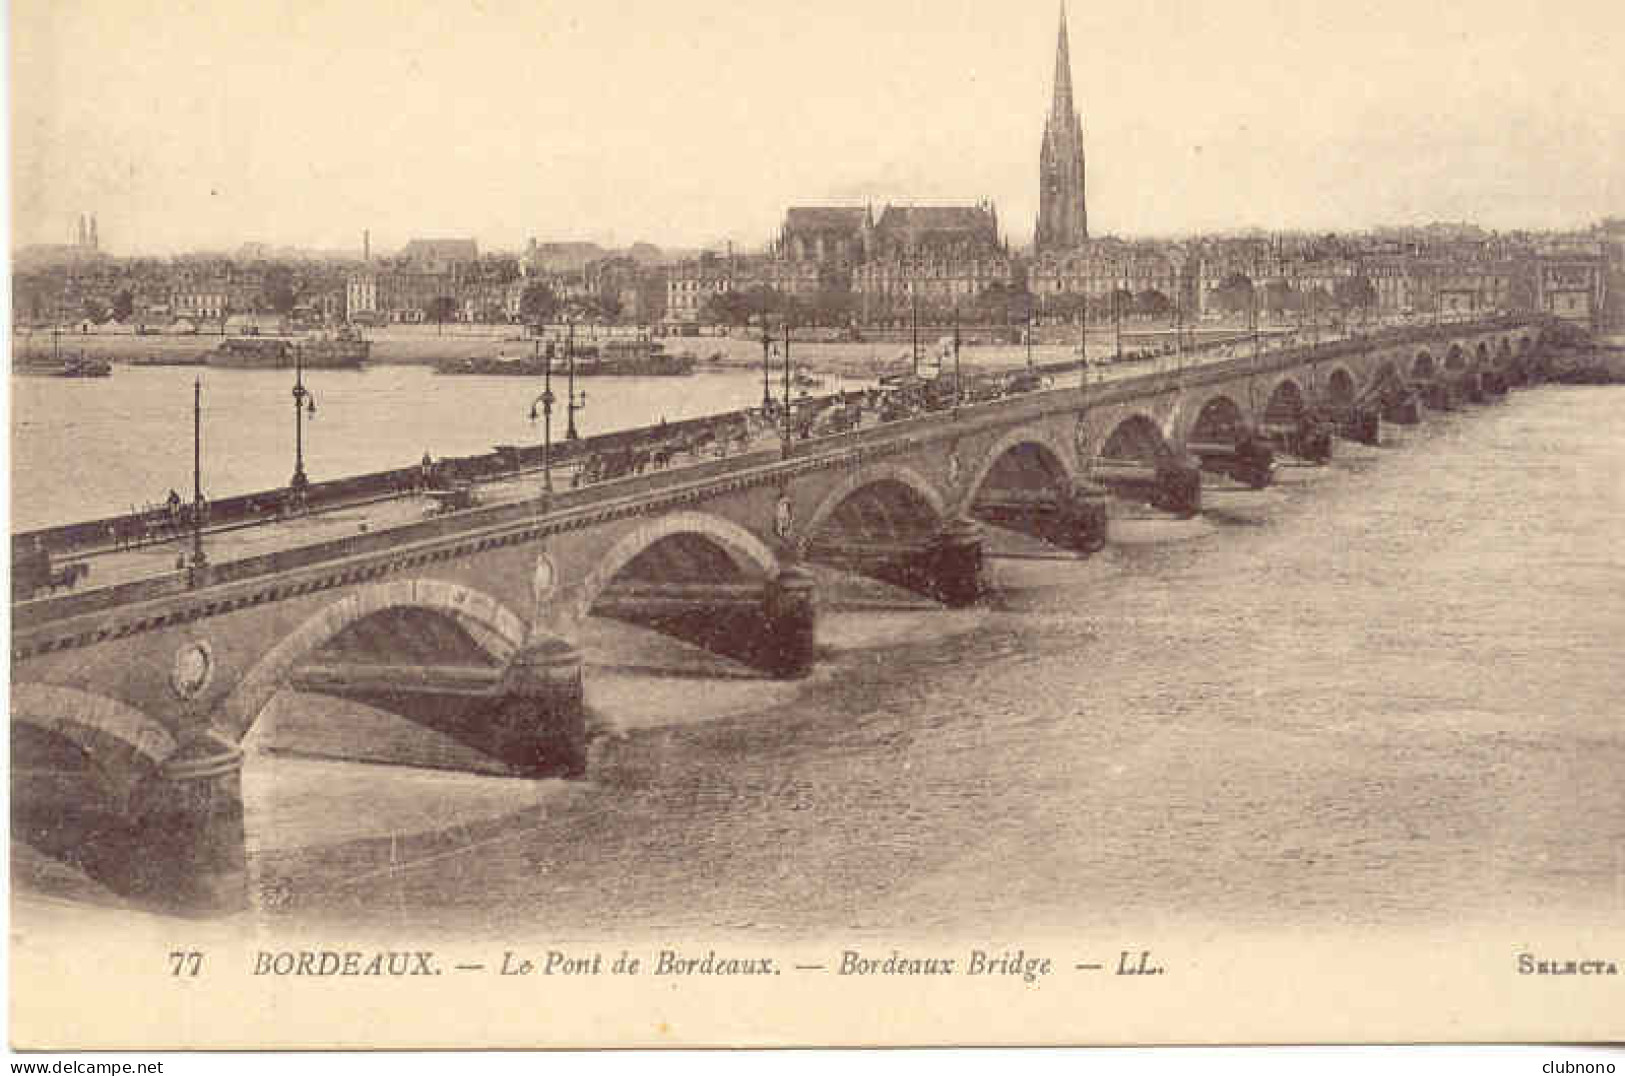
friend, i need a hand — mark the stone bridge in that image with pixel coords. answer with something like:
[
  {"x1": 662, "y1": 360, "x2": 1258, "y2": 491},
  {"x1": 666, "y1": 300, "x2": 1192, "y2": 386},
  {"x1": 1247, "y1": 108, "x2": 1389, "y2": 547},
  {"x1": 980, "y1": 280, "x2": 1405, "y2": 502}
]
[{"x1": 9, "y1": 315, "x2": 1551, "y2": 911}]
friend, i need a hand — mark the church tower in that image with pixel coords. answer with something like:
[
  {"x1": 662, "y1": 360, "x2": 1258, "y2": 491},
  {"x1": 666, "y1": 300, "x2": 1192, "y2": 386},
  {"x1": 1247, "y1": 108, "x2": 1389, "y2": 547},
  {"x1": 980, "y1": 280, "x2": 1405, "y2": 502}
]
[{"x1": 1035, "y1": 5, "x2": 1088, "y2": 252}]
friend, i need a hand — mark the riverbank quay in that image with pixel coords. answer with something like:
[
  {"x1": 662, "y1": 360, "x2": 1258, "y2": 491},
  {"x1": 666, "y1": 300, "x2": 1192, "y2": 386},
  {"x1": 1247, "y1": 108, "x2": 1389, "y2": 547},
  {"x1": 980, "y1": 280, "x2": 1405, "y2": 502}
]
[{"x1": 13, "y1": 315, "x2": 1346, "y2": 377}]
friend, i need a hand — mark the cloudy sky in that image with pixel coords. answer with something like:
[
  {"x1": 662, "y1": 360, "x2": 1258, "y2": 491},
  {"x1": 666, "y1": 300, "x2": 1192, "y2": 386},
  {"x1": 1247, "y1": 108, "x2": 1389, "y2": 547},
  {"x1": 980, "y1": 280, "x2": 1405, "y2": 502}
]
[{"x1": 10, "y1": 0, "x2": 1624, "y2": 255}]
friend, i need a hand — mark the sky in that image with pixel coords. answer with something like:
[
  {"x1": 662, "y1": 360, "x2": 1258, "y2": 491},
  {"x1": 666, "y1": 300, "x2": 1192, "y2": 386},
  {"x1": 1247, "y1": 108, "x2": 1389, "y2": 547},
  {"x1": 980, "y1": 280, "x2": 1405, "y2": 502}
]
[{"x1": 9, "y1": 0, "x2": 1625, "y2": 256}]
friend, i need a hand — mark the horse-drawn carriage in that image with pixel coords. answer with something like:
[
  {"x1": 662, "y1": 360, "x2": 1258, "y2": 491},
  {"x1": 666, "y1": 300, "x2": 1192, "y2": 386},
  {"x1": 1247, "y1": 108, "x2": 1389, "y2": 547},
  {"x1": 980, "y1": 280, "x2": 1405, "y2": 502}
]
[
  {"x1": 11, "y1": 541, "x2": 90, "y2": 601},
  {"x1": 423, "y1": 482, "x2": 478, "y2": 515}
]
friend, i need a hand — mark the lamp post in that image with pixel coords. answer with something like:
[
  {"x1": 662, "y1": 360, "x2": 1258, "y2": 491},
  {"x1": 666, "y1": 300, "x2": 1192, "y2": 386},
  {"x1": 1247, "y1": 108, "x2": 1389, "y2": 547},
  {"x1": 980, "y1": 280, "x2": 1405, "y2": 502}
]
[
  {"x1": 911, "y1": 292, "x2": 920, "y2": 377},
  {"x1": 1025, "y1": 300, "x2": 1034, "y2": 371},
  {"x1": 781, "y1": 322, "x2": 793, "y2": 457},
  {"x1": 1248, "y1": 288, "x2": 1261, "y2": 415},
  {"x1": 1174, "y1": 285, "x2": 1184, "y2": 376},
  {"x1": 1079, "y1": 294, "x2": 1089, "y2": 396},
  {"x1": 290, "y1": 344, "x2": 317, "y2": 497},
  {"x1": 565, "y1": 318, "x2": 586, "y2": 440},
  {"x1": 952, "y1": 302, "x2": 962, "y2": 409},
  {"x1": 1113, "y1": 287, "x2": 1123, "y2": 364},
  {"x1": 528, "y1": 337, "x2": 556, "y2": 497},
  {"x1": 190, "y1": 376, "x2": 208, "y2": 580},
  {"x1": 760, "y1": 318, "x2": 773, "y2": 409}
]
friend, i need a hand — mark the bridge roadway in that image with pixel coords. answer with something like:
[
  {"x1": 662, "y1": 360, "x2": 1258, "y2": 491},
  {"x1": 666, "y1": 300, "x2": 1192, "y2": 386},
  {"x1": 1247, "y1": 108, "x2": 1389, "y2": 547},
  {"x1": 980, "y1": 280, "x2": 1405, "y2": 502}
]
[{"x1": 9, "y1": 313, "x2": 1552, "y2": 914}]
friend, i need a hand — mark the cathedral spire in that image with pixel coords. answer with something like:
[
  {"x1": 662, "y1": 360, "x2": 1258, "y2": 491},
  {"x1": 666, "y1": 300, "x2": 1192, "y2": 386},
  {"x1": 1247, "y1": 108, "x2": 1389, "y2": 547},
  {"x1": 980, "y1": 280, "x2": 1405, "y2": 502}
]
[
  {"x1": 1035, "y1": 4, "x2": 1088, "y2": 252},
  {"x1": 1051, "y1": 4, "x2": 1074, "y2": 121}
]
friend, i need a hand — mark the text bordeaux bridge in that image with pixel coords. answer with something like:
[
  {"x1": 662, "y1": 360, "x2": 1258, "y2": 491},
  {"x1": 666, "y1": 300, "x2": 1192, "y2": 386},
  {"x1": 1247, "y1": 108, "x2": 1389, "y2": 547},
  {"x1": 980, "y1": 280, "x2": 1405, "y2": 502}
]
[{"x1": 11, "y1": 314, "x2": 1552, "y2": 911}]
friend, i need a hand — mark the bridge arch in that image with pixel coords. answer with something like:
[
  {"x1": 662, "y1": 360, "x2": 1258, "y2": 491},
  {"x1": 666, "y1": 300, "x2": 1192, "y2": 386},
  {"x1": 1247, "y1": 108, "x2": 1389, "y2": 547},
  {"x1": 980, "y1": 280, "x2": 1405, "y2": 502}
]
[
  {"x1": 10, "y1": 683, "x2": 178, "y2": 813},
  {"x1": 1445, "y1": 344, "x2": 1467, "y2": 371},
  {"x1": 1098, "y1": 413, "x2": 1176, "y2": 464},
  {"x1": 1262, "y1": 376, "x2": 1307, "y2": 427},
  {"x1": 1183, "y1": 393, "x2": 1249, "y2": 446},
  {"x1": 220, "y1": 579, "x2": 529, "y2": 741},
  {"x1": 573, "y1": 510, "x2": 779, "y2": 622},
  {"x1": 1325, "y1": 366, "x2": 1358, "y2": 409},
  {"x1": 804, "y1": 462, "x2": 948, "y2": 543},
  {"x1": 958, "y1": 425, "x2": 1078, "y2": 515},
  {"x1": 1496, "y1": 338, "x2": 1513, "y2": 364},
  {"x1": 1412, "y1": 351, "x2": 1436, "y2": 380},
  {"x1": 1475, "y1": 341, "x2": 1490, "y2": 365}
]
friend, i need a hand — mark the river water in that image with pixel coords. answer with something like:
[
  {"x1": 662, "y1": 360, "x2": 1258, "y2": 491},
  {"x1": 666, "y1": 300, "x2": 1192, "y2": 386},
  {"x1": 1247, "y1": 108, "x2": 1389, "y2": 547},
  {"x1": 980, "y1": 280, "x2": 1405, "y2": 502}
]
[
  {"x1": 11, "y1": 381, "x2": 1623, "y2": 945},
  {"x1": 218, "y1": 384, "x2": 1623, "y2": 942},
  {"x1": 9, "y1": 365, "x2": 787, "y2": 530},
  {"x1": 9, "y1": 338, "x2": 1119, "y2": 531}
]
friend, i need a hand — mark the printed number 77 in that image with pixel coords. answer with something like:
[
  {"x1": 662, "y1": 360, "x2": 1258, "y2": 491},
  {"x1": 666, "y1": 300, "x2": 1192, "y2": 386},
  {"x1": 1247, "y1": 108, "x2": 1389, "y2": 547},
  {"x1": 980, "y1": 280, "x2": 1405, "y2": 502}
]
[{"x1": 168, "y1": 951, "x2": 203, "y2": 977}]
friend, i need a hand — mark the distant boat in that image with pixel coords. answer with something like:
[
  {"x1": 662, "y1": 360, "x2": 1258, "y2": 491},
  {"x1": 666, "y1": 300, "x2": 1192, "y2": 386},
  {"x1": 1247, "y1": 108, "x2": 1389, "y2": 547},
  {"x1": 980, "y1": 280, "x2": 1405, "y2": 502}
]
[
  {"x1": 13, "y1": 351, "x2": 112, "y2": 378},
  {"x1": 296, "y1": 325, "x2": 370, "y2": 368},
  {"x1": 208, "y1": 325, "x2": 369, "y2": 369},
  {"x1": 576, "y1": 338, "x2": 696, "y2": 376},
  {"x1": 434, "y1": 351, "x2": 538, "y2": 376},
  {"x1": 437, "y1": 338, "x2": 695, "y2": 377}
]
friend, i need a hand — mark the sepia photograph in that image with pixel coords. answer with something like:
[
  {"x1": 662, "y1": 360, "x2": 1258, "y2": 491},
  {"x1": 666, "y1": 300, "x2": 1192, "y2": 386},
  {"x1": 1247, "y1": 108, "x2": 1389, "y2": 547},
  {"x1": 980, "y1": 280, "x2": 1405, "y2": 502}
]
[{"x1": 7, "y1": 0, "x2": 1624, "y2": 1051}]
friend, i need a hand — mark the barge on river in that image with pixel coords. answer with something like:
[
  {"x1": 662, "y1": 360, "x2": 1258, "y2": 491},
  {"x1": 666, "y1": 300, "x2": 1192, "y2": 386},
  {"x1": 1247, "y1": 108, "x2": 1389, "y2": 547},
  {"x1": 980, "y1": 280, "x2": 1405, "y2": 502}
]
[
  {"x1": 208, "y1": 326, "x2": 370, "y2": 369},
  {"x1": 436, "y1": 337, "x2": 695, "y2": 377},
  {"x1": 13, "y1": 352, "x2": 112, "y2": 378}
]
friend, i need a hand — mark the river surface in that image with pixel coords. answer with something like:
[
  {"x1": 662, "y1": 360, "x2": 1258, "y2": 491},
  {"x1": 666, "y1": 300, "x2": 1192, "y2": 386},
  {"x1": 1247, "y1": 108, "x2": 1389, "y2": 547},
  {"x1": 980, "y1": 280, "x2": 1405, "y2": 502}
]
[
  {"x1": 230, "y1": 384, "x2": 1622, "y2": 941},
  {"x1": 12, "y1": 384, "x2": 1624, "y2": 946},
  {"x1": 10, "y1": 335, "x2": 1147, "y2": 531},
  {"x1": 9, "y1": 365, "x2": 796, "y2": 530}
]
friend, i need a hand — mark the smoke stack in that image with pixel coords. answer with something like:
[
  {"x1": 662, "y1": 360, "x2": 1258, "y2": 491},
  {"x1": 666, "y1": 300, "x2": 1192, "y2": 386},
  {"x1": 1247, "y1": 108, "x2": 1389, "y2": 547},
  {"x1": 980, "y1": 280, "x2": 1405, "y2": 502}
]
[
  {"x1": 89, "y1": 214, "x2": 98, "y2": 251},
  {"x1": 363, "y1": 229, "x2": 370, "y2": 262}
]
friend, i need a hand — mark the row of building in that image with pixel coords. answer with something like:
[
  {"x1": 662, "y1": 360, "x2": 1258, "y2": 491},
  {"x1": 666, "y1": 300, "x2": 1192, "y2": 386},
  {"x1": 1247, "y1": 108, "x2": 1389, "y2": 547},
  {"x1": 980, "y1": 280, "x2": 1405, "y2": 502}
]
[
  {"x1": 15, "y1": 218, "x2": 1620, "y2": 334},
  {"x1": 660, "y1": 212, "x2": 1619, "y2": 328}
]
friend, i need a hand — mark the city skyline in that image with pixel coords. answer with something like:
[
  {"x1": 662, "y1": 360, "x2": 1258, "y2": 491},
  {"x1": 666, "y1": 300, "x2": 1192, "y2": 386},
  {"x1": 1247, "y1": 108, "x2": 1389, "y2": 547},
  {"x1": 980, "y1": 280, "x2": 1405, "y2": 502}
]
[{"x1": 12, "y1": 0, "x2": 1625, "y2": 257}]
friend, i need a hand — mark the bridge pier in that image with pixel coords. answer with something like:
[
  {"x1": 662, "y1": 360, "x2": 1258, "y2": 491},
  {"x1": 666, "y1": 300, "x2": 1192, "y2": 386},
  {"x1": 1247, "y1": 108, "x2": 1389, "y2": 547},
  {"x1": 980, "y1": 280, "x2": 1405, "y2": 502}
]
[
  {"x1": 132, "y1": 731, "x2": 247, "y2": 915},
  {"x1": 1058, "y1": 479, "x2": 1110, "y2": 553},
  {"x1": 495, "y1": 637, "x2": 588, "y2": 777},
  {"x1": 1301, "y1": 415, "x2": 1335, "y2": 462},
  {"x1": 1094, "y1": 455, "x2": 1202, "y2": 518},
  {"x1": 1459, "y1": 373, "x2": 1487, "y2": 404},
  {"x1": 1154, "y1": 455, "x2": 1203, "y2": 517},
  {"x1": 592, "y1": 568, "x2": 818, "y2": 679},
  {"x1": 761, "y1": 565, "x2": 818, "y2": 677},
  {"x1": 971, "y1": 479, "x2": 1109, "y2": 554},
  {"x1": 1336, "y1": 405, "x2": 1381, "y2": 446},
  {"x1": 1382, "y1": 389, "x2": 1421, "y2": 425},
  {"x1": 919, "y1": 517, "x2": 985, "y2": 607},
  {"x1": 1482, "y1": 369, "x2": 1508, "y2": 398},
  {"x1": 808, "y1": 518, "x2": 984, "y2": 606},
  {"x1": 1191, "y1": 435, "x2": 1275, "y2": 489},
  {"x1": 1260, "y1": 419, "x2": 1333, "y2": 464},
  {"x1": 1421, "y1": 382, "x2": 1455, "y2": 411}
]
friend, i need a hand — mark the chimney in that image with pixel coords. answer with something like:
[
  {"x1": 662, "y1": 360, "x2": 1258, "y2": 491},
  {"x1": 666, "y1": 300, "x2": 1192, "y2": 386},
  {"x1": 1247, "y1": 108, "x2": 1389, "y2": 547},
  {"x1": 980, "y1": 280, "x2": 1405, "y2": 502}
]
[
  {"x1": 89, "y1": 214, "x2": 98, "y2": 251},
  {"x1": 363, "y1": 229, "x2": 371, "y2": 262}
]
